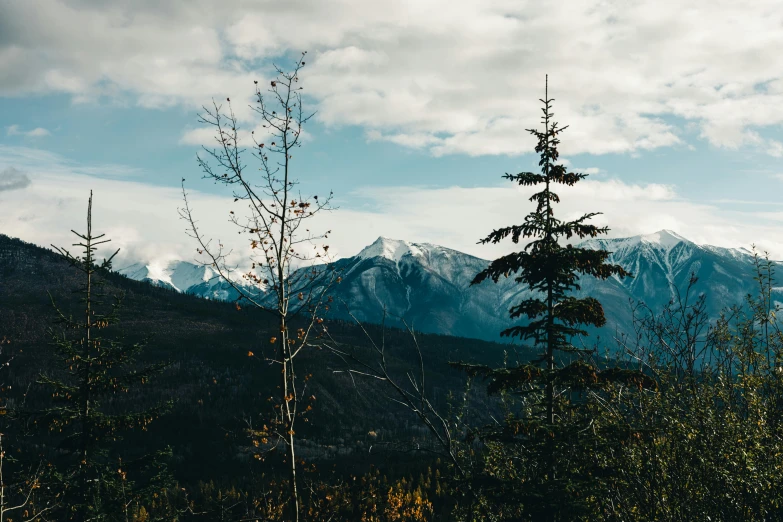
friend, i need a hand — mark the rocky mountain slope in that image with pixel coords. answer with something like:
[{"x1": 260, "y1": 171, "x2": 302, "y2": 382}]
[{"x1": 117, "y1": 230, "x2": 782, "y2": 344}]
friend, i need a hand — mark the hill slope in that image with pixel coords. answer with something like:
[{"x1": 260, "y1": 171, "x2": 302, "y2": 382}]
[{"x1": 0, "y1": 234, "x2": 510, "y2": 482}]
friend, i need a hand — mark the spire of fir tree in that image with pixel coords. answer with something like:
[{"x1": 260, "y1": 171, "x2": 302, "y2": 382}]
[
  {"x1": 453, "y1": 78, "x2": 644, "y2": 520},
  {"x1": 471, "y1": 75, "x2": 631, "y2": 388}
]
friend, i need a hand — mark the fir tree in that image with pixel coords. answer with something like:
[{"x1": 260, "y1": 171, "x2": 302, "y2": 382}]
[
  {"x1": 41, "y1": 191, "x2": 171, "y2": 521},
  {"x1": 471, "y1": 74, "x2": 631, "y2": 405},
  {"x1": 455, "y1": 77, "x2": 645, "y2": 520}
]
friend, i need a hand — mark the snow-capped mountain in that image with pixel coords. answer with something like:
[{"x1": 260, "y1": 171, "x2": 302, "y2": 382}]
[
  {"x1": 335, "y1": 237, "x2": 504, "y2": 340},
  {"x1": 119, "y1": 260, "x2": 214, "y2": 293},
  {"x1": 118, "y1": 231, "x2": 782, "y2": 344},
  {"x1": 577, "y1": 230, "x2": 779, "y2": 321},
  {"x1": 316, "y1": 231, "x2": 782, "y2": 343},
  {"x1": 117, "y1": 260, "x2": 260, "y2": 301}
]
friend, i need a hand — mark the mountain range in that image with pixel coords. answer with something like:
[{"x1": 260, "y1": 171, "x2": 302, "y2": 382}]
[{"x1": 118, "y1": 230, "x2": 783, "y2": 344}]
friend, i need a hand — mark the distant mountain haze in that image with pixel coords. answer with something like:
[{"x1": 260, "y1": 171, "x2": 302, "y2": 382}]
[{"x1": 117, "y1": 230, "x2": 783, "y2": 346}]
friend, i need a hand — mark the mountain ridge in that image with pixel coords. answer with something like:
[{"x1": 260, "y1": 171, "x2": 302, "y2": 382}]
[{"x1": 78, "y1": 231, "x2": 783, "y2": 343}]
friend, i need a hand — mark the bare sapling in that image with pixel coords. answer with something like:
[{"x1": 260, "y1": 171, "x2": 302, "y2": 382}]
[{"x1": 180, "y1": 52, "x2": 336, "y2": 522}]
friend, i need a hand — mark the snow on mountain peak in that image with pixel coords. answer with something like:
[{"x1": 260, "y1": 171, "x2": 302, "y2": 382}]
[
  {"x1": 578, "y1": 229, "x2": 689, "y2": 253},
  {"x1": 358, "y1": 237, "x2": 423, "y2": 263},
  {"x1": 640, "y1": 229, "x2": 689, "y2": 249},
  {"x1": 169, "y1": 261, "x2": 218, "y2": 291},
  {"x1": 118, "y1": 260, "x2": 217, "y2": 292}
]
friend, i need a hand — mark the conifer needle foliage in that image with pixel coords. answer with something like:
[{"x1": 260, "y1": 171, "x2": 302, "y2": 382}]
[
  {"x1": 471, "y1": 75, "x2": 631, "y2": 363},
  {"x1": 41, "y1": 191, "x2": 172, "y2": 521},
  {"x1": 457, "y1": 77, "x2": 642, "y2": 520}
]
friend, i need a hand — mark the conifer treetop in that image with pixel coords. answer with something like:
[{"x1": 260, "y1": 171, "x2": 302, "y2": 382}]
[{"x1": 472, "y1": 75, "x2": 632, "y2": 348}]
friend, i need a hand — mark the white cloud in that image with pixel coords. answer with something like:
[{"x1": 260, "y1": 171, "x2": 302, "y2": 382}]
[
  {"x1": 559, "y1": 159, "x2": 601, "y2": 175},
  {"x1": 179, "y1": 121, "x2": 277, "y2": 148},
  {"x1": 0, "y1": 145, "x2": 140, "y2": 179},
  {"x1": 1, "y1": 146, "x2": 782, "y2": 268},
  {"x1": 179, "y1": 127, "x2": 225, "y2": 147},
  {"x1": 756, "y1": 211, "x2": 783, "y2": 222},
  {"x1": 365, "y1": 130, "x2": 444, "y2": 150},
  {"x1": 6, "y1": 124, "x2": 50, "y2": 138},
  {"x1": 0, "y1": 162, "x2": 232, "y2": 267},
  {"x1": 26, "y1": 127, "x2": 50, "y2": 137},
  {"x1": 1, "y1": 1, "x2": 783, "y2": 156},
  {"x1": 335, "y1": 181, "x2": 783, "y2": 261},
  {"x1": 767, "y1": 139, "x2": 783, "y2": 158}
]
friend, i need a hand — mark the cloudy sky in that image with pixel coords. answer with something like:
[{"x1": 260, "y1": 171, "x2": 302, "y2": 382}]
[{"x1": 1, "y1": 0, "x2": 783, "y2": 267}]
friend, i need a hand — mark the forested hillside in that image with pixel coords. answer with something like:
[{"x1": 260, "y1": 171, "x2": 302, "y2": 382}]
[{"x1": 0, "y1": 232, "x2": 511, "y2": 465}]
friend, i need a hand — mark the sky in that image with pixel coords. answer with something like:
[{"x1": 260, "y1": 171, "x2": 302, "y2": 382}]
[{"x1": 1, "y1": 0, "x2": 783, "y2": 268}]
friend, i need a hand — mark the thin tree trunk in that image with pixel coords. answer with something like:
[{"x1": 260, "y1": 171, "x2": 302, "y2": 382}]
[
  {"x1": 279, "y1": 311, "x2": 299, "y2": 522},
  {"x1": 543, "y1": 76, "x2": 556, "y2": 522},
  {"x1": 280, "y1": 91, "x2": 300, "y2": 522},
  {"x1": 287, "y1": 423, "x2": 299, "y2": 521},
  {"x1": 80, "y1": 195, "x2": 94, "y2": 521}
]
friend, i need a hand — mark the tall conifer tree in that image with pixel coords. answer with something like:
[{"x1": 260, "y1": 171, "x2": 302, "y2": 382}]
[
  {"x1": 42, "y1": 192, "x2": 171, "y2": 521},
  {"x1": 471, "y1": 75, "x2": 631, "y2": 420},
  {"x1": 458, "y1": 77, "x2": 638, "y2": 520}
]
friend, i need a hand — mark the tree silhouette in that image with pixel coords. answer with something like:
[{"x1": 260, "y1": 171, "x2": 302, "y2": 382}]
[
  {"x1": 180, "y1": 52, "x2": 337, "y2": 521},
  {"x1": 41, "y1": 191, "x2": 171, "y2": 521},
  {"x1": 459, "y1": 76, "x2": 639, "y2": 520}
]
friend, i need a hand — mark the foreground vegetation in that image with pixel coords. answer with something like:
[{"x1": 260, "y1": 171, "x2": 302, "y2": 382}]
[{"x1": 0, "y1": 63, "x2": 781, "y2": 520}]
